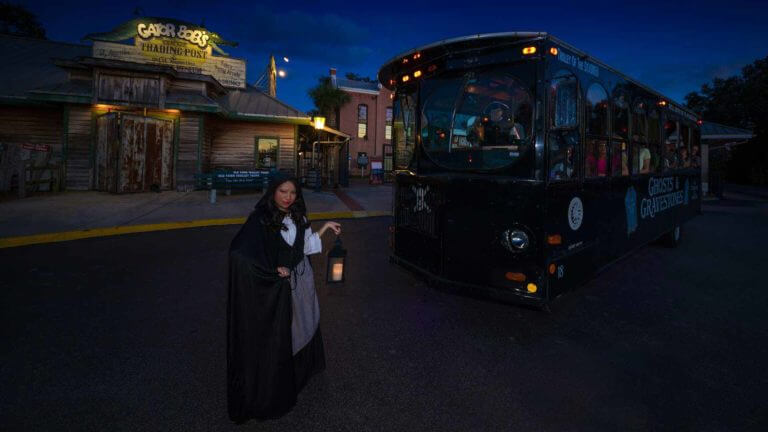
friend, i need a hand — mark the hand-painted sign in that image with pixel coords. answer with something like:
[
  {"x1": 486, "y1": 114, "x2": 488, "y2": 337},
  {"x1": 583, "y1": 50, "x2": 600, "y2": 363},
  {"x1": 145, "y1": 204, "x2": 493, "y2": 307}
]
[
  {"x1": 93, "y1": 40, "x2": 246, "y2": 88},
  {"x1": 21, "y1": 143, "x2": 51, "y2": 152},
  {"x1": 87, "y1": 18, "x2": 245, "y2": 88}
]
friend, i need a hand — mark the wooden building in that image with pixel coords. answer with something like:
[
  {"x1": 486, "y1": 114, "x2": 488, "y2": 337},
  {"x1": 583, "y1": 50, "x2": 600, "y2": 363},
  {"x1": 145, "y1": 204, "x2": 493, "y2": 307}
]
[{"x1": 0, "y1": 19, "x2": 345, "y2": 194}]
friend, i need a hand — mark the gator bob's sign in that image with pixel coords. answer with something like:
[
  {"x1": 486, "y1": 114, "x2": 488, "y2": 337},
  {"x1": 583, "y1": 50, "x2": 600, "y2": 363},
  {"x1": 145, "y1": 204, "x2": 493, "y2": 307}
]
[{"x1": 87, "y1": 18, "x2": 246, "y2": 88}]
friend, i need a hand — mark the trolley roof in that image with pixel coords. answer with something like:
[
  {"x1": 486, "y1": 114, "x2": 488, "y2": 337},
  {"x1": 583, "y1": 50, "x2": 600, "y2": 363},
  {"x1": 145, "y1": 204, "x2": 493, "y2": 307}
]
[{"x1": 377, "y1": 32, "x2": 698, "y2": 119}]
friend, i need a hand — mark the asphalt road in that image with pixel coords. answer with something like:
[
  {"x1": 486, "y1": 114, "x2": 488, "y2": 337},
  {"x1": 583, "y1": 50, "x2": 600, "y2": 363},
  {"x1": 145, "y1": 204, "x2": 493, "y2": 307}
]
[{"x1": 1, "y1": 207, "x2": 767, "y2": 431}]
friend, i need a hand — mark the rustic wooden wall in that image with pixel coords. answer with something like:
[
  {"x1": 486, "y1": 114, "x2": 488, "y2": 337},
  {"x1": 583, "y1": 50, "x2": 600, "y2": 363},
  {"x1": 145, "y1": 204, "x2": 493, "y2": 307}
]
[
  {"x1": 209, "y1": 119, "x2": 296, "y2": 173},
  {"x1": 66, "y1": 106, "x2": 94, "y2": 190},
  {"x1": 177, "y1": 113, "x2": 201, "y2": 188},
  {"x1": 0, "y1": 106, "x2": 62, "y2": 153}
]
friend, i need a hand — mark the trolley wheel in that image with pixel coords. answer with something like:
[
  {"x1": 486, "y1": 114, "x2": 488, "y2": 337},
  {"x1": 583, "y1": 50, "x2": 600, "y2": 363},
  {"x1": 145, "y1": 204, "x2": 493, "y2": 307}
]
[{"x1": 663, "y1": 224, "x2": 682, "y2": 248}]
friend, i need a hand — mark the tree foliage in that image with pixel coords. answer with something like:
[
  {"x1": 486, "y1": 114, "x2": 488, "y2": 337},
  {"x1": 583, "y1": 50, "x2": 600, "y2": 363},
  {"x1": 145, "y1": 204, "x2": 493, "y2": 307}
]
[
  {"x1": 307, "y1": 77, "x2": 350, "y2": 127},
  {"x1": 0, "y1": 2, "x2": 46, "y2": 39},
  {"x1": 685, "y1": 56, "x2": 768, "y2": 184},
  {"x1": 344, "y1": 73, "x2": 375, "y2": 83}
]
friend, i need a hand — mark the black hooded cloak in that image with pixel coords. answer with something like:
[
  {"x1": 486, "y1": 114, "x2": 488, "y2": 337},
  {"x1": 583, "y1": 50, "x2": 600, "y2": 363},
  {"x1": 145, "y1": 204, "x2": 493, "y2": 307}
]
[{"x1": 227, "y1": 189, "x2": 325, "y2": 422}]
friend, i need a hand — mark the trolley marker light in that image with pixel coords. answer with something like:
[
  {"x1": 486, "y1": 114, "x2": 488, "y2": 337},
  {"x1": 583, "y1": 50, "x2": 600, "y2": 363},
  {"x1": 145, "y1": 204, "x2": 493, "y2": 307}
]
[
  {"x1": 547, "y1": 234, "x2": 562, "y2": 245},
  {"x1": 549, "y1": 264, "x2": 556, "y2": 275},
  {"x1": 522, "y1": 46, "x2": 537, "y2": 55},
  {"x1": 658, "y1": 100, "x2": 667, "y2": 107},
  {"x1": 427, "y1": 64, "x2": 438, "y2": 72},
  {"x1": 505, "y1": 272, "x2": 526, "y2": 282},
  {"x1": 402, "y1": 75, "x2": 410, "y2": 82},
  {"x1": 527, "y1": 283, "x2": 538, "y2": 293},
  {"x1": 402, "y1": 58, "x2": 409, "y2": 64},
  {"x1": 549, "y1": 47, "x2": 559, "y2": 55},
  {"x1": 413, "y1": 53, "x2": 421, "y2": 60},
  {"x1": 413, "y1": 70, "x2": 422, "y2": 78}
]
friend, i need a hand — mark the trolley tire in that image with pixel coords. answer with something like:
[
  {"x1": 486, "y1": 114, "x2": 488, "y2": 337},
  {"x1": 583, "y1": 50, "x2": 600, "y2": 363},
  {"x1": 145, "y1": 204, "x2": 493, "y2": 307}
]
[{"x1": 663, "y1": 224, "x2": 682, "y2": 248}]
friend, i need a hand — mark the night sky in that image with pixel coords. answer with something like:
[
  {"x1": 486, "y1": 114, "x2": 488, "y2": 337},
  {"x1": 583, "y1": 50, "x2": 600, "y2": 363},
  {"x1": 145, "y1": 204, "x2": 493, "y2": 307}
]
[{"x1": 19, "y1": 0, "x2": 768, "y2": 113}]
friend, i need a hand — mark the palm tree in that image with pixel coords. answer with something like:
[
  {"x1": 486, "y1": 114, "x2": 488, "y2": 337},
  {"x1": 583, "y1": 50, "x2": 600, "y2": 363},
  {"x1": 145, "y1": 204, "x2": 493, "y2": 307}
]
[{"x1": 307, "y1": 77, "x2": 350, "y2": 129}]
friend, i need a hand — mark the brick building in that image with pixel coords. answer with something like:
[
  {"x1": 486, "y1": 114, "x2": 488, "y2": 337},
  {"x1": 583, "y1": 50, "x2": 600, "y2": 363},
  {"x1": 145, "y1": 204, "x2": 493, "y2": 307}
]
[{"x1": 329, "y1": 69, "x2": 393, "y2": 177}]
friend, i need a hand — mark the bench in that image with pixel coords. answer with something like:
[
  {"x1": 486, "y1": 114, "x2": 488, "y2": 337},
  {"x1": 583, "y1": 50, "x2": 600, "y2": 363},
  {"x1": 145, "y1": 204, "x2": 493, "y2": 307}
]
[{"x1": 195, "y1": 169, "x2": 274, "y2": 203}]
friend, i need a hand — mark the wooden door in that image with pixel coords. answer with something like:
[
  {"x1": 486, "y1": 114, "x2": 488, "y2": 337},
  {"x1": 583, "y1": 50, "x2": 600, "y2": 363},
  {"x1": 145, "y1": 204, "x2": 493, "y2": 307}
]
[
  {"x1": 119, "y1": 114, "x2": 146, "y2": 193},
  {"x1": 96, "y1": 113, "x2": 119, "y2": 192},
  {"x1": 144, "y1": 117, "x2": 174, "y2": 190}
]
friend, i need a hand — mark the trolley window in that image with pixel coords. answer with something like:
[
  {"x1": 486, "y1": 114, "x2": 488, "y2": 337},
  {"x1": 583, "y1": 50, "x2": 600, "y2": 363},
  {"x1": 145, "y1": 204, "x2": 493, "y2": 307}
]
[{"x1": 420, "y1": 68, "x2": 534, "y2": 174}]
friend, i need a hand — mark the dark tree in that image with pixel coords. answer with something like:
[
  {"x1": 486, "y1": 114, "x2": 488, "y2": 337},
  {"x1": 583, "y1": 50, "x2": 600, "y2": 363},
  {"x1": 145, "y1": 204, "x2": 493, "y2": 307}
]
[
  {"x1": 0, "y1": 2, "x2": 46, "y2": 39},
  {"x1": 307, "y1": 77, "x2": 350, "y2": 129},
  {"x1": 345, "y1": 73, "x2": 375, "y2": 83},
  {"x1": 685, "y1": 56, "x2": 768, "y2": 184}
]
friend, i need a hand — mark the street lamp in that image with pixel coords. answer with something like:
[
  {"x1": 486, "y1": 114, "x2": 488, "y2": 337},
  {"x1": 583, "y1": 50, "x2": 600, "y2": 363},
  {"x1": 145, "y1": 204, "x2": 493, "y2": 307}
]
[
  {"x1": 326, "y1": 236, "x2": 347, "y2": 283},
  {"x1": 313, "y1": 116, "x2": 326, "y2": 130}
]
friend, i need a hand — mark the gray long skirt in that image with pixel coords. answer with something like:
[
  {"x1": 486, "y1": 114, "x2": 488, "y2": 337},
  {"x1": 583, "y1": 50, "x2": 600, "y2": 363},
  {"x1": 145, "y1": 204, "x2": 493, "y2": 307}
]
[{"x1": 289, "y1": 256, "x2": 320, "y2": 355}]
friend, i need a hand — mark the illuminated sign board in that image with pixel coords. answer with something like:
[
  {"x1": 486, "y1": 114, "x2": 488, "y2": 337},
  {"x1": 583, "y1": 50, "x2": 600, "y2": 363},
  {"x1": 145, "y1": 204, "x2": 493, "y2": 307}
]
[{"x1": 89, "y1": 19, "x2": 245, "y2": 89}]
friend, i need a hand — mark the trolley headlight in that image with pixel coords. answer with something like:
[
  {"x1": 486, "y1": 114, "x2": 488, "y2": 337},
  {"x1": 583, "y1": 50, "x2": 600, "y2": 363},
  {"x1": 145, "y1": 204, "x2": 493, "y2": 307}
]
[{"x1": 502, "y1": 229, "x2": 529, "y2": 252}]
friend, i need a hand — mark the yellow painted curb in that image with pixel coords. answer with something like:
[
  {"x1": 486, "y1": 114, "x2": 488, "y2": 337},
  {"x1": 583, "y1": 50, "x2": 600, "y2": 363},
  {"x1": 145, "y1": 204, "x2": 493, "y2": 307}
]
[{"x1": 0, "y1": 211, "x2": 391, "y2": 249}]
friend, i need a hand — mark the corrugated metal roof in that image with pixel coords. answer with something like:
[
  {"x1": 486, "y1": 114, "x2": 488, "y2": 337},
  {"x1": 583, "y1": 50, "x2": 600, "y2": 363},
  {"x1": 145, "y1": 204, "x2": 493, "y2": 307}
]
[
  {"x1": 336, "y1": 78, "x2": 380, "y2": 92},
  {"x1": 166, "y1": 91, "x2": 218, "y2": 108},
  {"x1": 218, "y1": 86, "x2": 305, "y2": 118},
  {"x1": 1, "y1": 34, "x2": 89, "y2": 97},
  {"x1": 701, "y1": 121, "x2": 754, "y2": 139}
]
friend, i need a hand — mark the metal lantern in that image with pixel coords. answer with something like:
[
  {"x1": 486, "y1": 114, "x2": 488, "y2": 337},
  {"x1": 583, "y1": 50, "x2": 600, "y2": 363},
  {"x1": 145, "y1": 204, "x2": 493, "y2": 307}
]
[{"x1": 326, "y1": 236, "x2": 347, "y2": 283}]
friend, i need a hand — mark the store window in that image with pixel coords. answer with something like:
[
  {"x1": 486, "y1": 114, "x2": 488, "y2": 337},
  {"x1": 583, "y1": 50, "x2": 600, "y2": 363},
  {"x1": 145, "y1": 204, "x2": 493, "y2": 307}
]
[
  {"x1": 358, "y1": 104, "x2": 368, "y2": 138},
  {"x1": 385, "y1": 107, "x2": 393, "y2": 140},
  {"x1": 255, "y1": 137, "x2": 278, "y2": 168}
]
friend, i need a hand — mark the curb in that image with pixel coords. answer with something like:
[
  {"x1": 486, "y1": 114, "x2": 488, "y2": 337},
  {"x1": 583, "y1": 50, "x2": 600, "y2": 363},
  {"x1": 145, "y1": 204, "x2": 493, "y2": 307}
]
[{"x1": 0, "y1": 210, "x2": 391, "y2": 249}]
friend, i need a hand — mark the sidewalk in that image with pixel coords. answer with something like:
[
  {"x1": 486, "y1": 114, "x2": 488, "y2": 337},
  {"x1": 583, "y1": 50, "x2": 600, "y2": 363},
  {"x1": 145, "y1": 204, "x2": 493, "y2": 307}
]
[{"x1": 0, "y1": 179, "x2": 392, "y2": 248}]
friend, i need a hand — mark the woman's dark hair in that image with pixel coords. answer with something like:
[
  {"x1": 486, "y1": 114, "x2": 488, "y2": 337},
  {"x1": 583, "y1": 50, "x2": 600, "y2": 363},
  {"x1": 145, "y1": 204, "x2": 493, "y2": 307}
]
[{"x1": 254, "y1": 174, "x2": 309, "y2": 231}]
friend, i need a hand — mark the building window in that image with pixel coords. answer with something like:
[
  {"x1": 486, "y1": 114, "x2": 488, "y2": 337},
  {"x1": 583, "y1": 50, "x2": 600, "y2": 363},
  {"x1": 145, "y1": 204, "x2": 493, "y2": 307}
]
[
  {"x1": 358, "y1": 104, "x2": 368, "y2": 139},
  {"x1": 385, "y1": 106, "x2": 393, "y2": 140},
  {"x1": 255, "y1": 137, "x2": 278, "y2": 168}
]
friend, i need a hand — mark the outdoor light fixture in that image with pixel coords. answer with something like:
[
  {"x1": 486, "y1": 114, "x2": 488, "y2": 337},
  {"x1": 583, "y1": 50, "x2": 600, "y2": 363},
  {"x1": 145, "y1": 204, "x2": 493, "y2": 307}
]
[
  {"x1": 326, "y1": 236, "x2": 347, "y2": 283},
  {"x1": 283, "y1": 56, "x2": 290, "y2": 62},
  {"x1": 313, "y1": 116, "x2": 326, "y2": 130}
]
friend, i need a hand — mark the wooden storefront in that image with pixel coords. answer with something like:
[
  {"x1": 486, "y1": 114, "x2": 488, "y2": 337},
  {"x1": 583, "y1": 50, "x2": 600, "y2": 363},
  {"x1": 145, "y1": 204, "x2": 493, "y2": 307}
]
[{"x1": 1, "y1": 19, "x2": 332, "y2": 196}]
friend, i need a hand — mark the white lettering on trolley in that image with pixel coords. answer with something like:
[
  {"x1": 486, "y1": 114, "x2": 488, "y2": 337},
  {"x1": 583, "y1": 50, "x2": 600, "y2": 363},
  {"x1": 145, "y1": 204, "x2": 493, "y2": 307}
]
[
  {"x1": 557, "y1": 50, "x2": 599, "y2": 77},
  {"x1": 412, "y1": 185, "x2": 431, "y2": 213},
  {"x1": 640, "y1": 176, "x2": 685, "y2": 219}
]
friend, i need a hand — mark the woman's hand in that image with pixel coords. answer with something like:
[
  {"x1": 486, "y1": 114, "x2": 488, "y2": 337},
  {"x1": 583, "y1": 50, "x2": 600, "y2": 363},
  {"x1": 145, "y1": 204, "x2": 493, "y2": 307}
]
[
  {"x1": 318, "y1": 221, "x2": 341, "y2": 237},
  {"x1": 277, "y1": 267, "x2": 290, "y2": 278}
]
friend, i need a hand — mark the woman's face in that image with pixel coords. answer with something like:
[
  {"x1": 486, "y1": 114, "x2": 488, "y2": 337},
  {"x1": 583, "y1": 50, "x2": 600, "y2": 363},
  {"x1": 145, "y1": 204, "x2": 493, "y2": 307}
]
[{"x1": 274, "y1": 181, "x2": 297, "y2": 212}]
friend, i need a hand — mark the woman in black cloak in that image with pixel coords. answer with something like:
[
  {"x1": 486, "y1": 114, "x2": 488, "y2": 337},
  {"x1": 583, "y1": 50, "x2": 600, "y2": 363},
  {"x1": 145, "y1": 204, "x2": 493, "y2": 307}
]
[{"x1": 227, "y1": 174, "x2": 341, "y2": 423}]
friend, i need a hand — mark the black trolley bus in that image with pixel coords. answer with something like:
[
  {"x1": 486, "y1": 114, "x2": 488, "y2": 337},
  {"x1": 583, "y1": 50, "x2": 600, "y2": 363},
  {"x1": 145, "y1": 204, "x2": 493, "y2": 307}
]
[{"x1": 379, "y1": 32, "x2": 702, "y2": 307}]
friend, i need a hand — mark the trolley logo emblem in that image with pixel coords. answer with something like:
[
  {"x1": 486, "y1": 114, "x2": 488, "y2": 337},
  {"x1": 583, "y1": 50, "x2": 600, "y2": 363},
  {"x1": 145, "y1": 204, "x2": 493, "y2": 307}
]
[
  {"x1": 625, "y1": 186, "x2": 638, "y2": 236},
  {"x1": 412, "y1": 185, "x2": 431, "y2": 213},
  {"x1": 567, "y1": 197, "x2": 583, "y2": 231}
]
